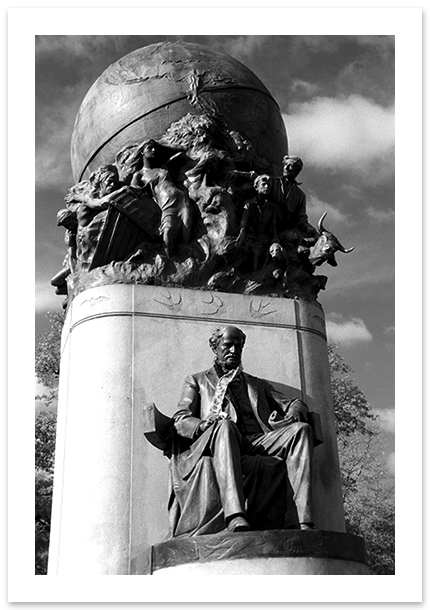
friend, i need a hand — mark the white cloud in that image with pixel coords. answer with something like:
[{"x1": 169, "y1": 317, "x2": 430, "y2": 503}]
[
  {"x1": 283, "y1": 95, "x2": 394, "y2": 180},
  {"x1": 317, "y1": 235, "x2": 394, "y2": 294},
  {"x1": 36, "y1": 95, "x2": 79, "y2": 189},
  {"x1": 326, "y1": 313, "x2": 373, "y2": 346},
  {"x1": 366, "y1": 207, "x2": 395, "y2": 223},
  {"x1": 294, "y1": 36, "x2": 340, "y2": 53},
  {"x1": 307, "y1": 191, "x2": 349, "y2": 226},
  {"x1": 223, "y1": 36, "x2": 267, "y2": 61},
  {"x1": 36, "y1": 131, "x2": 74, "y2": 189},
  {"x1": 355, "y1": 35, "x2": 395, "y2": 55},
  {"x1": 290, "y1": 79, "x2": 320, "y2": 97},
  {"x1": 374, "y1": 407, "x2": 395, "y2": 435},
  {"x1": 37, "y1": 35, "x2": 90, "y2": 58},
  {"x1": 36, "y1": 35, "x2": 124, "y2": 61}
]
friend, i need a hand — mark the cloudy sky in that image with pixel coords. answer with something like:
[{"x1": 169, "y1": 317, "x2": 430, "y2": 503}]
[{"x1": 35, "y1": 34, "x2": 396, "y2": 466}]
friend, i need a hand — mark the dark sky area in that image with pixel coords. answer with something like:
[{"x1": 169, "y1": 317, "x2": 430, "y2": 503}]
[{"x1": 35, "y1": 34, "x2": 395, "y2": 469}]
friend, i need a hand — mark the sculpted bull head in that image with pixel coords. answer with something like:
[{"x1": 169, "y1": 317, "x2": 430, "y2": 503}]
[{"x1": 308, "y1": 213, "x2": 354, "y2": 267}]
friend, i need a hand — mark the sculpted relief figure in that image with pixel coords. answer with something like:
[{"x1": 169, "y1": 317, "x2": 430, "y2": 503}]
[
  {"x1": 167, "y1": 326, "x2": 317, "y2": 536},
  {"x1": 275, "y1": 155, "x2": 317, "y2": 238},
  {"x1": 54, "y1": 111, "x2": 353, "y2": 303},
  {"x1": 237, "y1": 174, "x2": 281, "y2": 270},
  {"x1": 130, "y1": 140, "x2": 199, "y2": 258},
  {"x1": 74, "y1": 165, "x2": 126, "y2": 268},
  {"x1": 51, "y1": 165, "x2": 123, "y2": 296},
  {"x1": 50, "y1": 208, "x2": 78, "y2": 297}
]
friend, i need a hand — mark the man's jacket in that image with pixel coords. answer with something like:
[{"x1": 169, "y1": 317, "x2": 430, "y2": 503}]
[{"x1": 173, "y1": 366, "x2": 299, "y2": 440}]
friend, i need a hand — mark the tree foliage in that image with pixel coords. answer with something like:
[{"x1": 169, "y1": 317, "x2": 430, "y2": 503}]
[
  {"x1": 35, "y1": 468, "x2": 54, "y2": 575},
  {"x1": 328, "y1": 342, "x2": 376, "y2": 439},
  {"x1": 35, "y1": 312, "x2": 65, "y2": 407},
  {"x1": 329, "y1": 342, "x2": 395, "y2": 575},
  {"x1": 35, "y1": 410, "x2": 57, "y2": 574},
  {"x1": 340, "y1": 429, "x2": 395, "y2": 575},
  {"x1": 35, "y1": 410, "x2": 57, "y2": 472},
  {"x1": 35, "y1": 312, "x2": 63, "y2": 574}
]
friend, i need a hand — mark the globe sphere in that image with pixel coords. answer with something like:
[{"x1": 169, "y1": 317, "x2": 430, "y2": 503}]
[{"x1": 71, "y1": 41, "x2": 288, "y2": 182}]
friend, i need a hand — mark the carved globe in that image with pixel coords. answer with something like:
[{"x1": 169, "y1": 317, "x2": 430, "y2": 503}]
[{"x1": 71, "y1": 41, "x2": 288, "y2": 182}]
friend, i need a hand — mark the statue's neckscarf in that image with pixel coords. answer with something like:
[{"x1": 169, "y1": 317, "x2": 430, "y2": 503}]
[{"x1": 210, "y1": 362, "x2": 243, "y2": 419}]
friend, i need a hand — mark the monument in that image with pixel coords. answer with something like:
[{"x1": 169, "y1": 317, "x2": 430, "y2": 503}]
[{"x1": 48, "y1": 41, "x2": 367, "y2": 575}]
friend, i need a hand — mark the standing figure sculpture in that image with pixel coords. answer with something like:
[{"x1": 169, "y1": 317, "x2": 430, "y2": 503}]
[
  {"x1": 75, "y1": 164, "x2": 122, "y2": 268},
  {"x1": 275, "y1": 155, "x2": 318, "y2": 240},
  {"x1": 170, "y1": 325, "x2": 315, "y2": 535},
  {"x1": 238, "y1": 174, "x2": 281, "y2": 270},
  {"x1": 50, "y1": 208, "x2": 78, "y2": 297},
  {"x1": 131, "y1": 140, "x2": 196, "y2": 257}
]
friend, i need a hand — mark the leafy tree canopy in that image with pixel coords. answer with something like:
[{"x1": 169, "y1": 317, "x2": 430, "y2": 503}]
[
  {"x1": 329, "y1": 342, "x2": 394, "y2": 575},
  {"x1": 35, "y1": 311, "x2": 65, "y2": 407},
  {"x1": 35, "y1": 410, "x2": 57, "y2": 472},
  {"x1": 35, "y1": 311, "x2": 65, "y2": 388},
  {"x1": 328, "y1": 342, "x2": 377, "y2": 441}
]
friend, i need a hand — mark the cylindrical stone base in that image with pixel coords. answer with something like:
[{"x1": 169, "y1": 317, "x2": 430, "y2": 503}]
[
  {"x1": 133, "y1": 530, "x2": 369, "y2": 576},
  {"x1": 48, "y1": 284, "x2": 349, "y2": 575}
]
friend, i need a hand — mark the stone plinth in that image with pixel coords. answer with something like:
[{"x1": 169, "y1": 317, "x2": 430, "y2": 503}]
[
  {"x1": 132, "y1": 530, "x2": 369, "y2": 576},
  {"x1": 48, "y1": 284, "x2": 346, "y2": 575}
]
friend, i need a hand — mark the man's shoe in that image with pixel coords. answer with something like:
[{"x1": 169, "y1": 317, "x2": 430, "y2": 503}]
[
  {"x1": 227, "y1": 515, "x2": 250, "y2": 532},
  {"x1": 300, "y1": 522, "x2": 316, "y2": 530}
]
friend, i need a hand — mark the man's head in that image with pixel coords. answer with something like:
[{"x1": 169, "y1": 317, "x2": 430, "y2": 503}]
[
  {"x1": 209, "y1": 326, "x2": 246, "y2": 370},
  {"x1": 269, "y1": 242, "x2": 285, "y2": 260},
  {"x1": 56, "y1": 208, "x2": 77, "y2": 231},
  {"x1": 89, "y1": 165, "x2": 119, "y2": 197},
  {"x1": 282, "y1": 155, "x2": 303, "y2": 181},
  {"x1": 254, "y1": 174, "x2": 274, "y2": 197}
]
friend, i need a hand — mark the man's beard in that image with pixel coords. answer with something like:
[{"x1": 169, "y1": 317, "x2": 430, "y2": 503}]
[{"x1": 214, "y1": 357, "x2": 242, "y2": 375}]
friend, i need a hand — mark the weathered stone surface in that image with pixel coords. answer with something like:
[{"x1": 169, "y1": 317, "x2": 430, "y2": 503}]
[{"x1": 132, "y1": 529, "x2": 368, "y2": 575}]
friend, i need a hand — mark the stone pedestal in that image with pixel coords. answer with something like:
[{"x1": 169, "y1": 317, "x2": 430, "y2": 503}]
[
  {"x1": 48, "y1": 284, "x2": 348, "y2": 575},
  {"x1": 132, "y1": 530, "x2": 369, "y2": 575}
]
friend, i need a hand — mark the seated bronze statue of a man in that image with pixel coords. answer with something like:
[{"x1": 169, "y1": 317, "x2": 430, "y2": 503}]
[{"x1": 170, "y1": 325, "x2": 315, "y2": 535}]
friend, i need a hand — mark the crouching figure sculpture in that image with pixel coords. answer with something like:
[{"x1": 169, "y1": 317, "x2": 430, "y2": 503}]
[{"x1": 144, "y1": 325, "x2": 323, "y2": 538}]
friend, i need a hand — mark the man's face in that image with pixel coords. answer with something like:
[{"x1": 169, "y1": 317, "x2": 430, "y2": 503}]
[
  {"x1": 99, "y1": 172, "x2": 117, "y2": 196},
  {"x1": 283, "y1": 160, "x2": 301, "y2": 180},
  {"x1": 270, "y1": 243, "x2": 283, "y2": 259},
  {"x1": 256, "y1": 175, "x2": 272, "y2": 196},
  {"x1": 215, "y1": 327, "x2": 244, "y2": 370}
]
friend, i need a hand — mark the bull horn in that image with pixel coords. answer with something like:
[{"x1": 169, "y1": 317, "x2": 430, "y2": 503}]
[
  {"x1": 336, "y1": 239, "x2": 354, "y2": 254},
  {"x1": 317, "y1": 212, "x2": 327, "y2": 234}
]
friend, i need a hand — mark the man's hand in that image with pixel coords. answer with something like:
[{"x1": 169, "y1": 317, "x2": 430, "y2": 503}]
[
  {"x1": 198, "y1": 419, "x2": 215, "y2": 433},
  {"x1": 283, "y1": 399, "x2": 309, "y2": 425}
]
